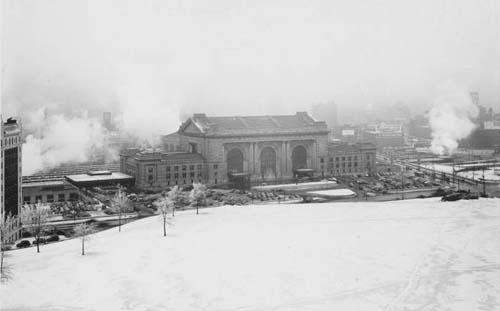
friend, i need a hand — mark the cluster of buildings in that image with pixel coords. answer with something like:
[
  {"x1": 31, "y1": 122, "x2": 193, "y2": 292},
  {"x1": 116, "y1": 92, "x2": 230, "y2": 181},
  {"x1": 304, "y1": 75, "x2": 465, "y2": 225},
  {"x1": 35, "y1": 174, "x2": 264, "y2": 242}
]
[
  {"x1": 121, "y1": 112, "x2": 376, "y2": 191},
  {"x1": 1, "y1": 110, "x2": 377, "y2": 240}
]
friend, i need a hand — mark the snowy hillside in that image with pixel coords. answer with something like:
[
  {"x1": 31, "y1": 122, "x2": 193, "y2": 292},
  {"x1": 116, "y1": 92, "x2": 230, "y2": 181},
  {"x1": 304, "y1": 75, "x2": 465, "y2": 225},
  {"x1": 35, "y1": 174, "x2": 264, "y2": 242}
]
[{"x1": 2, "y1": 198, "x2": 500, "y2": 310}]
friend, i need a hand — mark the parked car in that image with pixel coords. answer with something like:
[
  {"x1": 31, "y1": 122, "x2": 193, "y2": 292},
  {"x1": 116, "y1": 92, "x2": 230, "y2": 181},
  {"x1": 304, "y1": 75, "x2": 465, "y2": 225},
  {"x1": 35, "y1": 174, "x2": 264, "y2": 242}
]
[
  {"x1": 441, "y1": 193, "x2": 463, "y2": 202},
  {"x1": 16, "y1": 240, "x2": 31, "y2": 248}
]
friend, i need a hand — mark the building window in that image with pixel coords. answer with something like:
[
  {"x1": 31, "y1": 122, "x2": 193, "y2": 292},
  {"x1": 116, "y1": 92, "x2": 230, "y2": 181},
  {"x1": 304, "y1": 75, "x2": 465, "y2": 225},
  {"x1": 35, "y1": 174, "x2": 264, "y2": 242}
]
[
  {"x1": 214, "y1": 171, "x2": 218, "y2": 177},
  {"x1": 174, "y1": 166, "x2": 179, "y2": 171},
  {"x1": 166, "y1": 174, "x2": 171, "y2": 179},
  {"x1": 213, "y1": 164, "x2": 218, "y2": 169},
  {"x1": 174, "y1": 173, "x2": 179, "y2": 179},
  {"x1": 183, "y1": 180, "x2": 186, "y2": 184},
  {"x1": 47, "y1": 194, "x2": 54, "y2": 203},
  {"x1": 182, "y1": 172, "x2": 187, "y2": 178},
  {"x1": 190, "y1": 165, "x2": 195, "y2": 170},
  {"x1": 182, "y1": 165, "x2": 187, "y2": 171},
  {"x1": 215, "y1": 178, "x2": 218, "y2": 184},
  {"x1": 329, "y1": 158, "x2": 333, "y2": 162},
  {"x1": 35, "y1": 195, "x2": 42, "y2": 203},
  {"x1": 198, "y1": 172, "x2": 202, "y2": 177},
  {"x1": 166, "y1": 166, "x2": 171, "y2": 172},
  {"x1": 23, "y1": 196, "x2": 31, "y2": 204},
  {"x1": 190, "y1": 172, "x2": 195, "y2": 178},
  {"x1": 58, "y1": 194, "x2": 65, "y2": 202}
]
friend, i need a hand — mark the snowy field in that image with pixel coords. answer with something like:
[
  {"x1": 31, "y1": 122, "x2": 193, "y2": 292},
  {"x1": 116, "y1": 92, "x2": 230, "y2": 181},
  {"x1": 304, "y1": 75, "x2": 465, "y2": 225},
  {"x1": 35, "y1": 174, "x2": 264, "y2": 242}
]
[{"x1": 2, "y1": 198, "x2": 500, "y2": 311}]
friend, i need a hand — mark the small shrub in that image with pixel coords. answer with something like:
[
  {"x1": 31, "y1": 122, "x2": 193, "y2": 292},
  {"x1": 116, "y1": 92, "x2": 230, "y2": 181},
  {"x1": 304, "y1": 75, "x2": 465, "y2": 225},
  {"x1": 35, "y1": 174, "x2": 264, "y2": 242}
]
[
  {"x1": 46, "y1": 235, "x2": 60, "y2": 242},
  {"x1": 16, "y1": 240, "x2": 31, "y2": 248}
]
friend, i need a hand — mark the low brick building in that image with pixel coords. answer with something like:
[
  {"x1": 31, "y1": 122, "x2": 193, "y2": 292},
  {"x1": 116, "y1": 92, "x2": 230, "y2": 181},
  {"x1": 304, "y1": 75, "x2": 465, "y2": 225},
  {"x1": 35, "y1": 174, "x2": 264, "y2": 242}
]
[
  {"x1": 22, "y1": 179, "x2": 80, "y2": 204},
  {"x1": 323, "y1": 142, "x2": 377, "y2": 176},
  {"x1": 120, "y1": 149, "x2": 206, "y2": 191}
]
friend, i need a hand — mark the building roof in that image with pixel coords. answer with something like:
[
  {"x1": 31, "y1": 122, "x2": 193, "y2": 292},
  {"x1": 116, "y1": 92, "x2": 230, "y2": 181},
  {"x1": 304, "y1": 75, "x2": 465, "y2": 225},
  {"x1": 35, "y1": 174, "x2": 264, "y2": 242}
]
[
  {"x1": 328, "y1": 142, "x2": 376, "y2": 152},
  {"x1": 2, "y1": 117, "x2": 22, "y2": 136},
  {"x1": 22, "y1": 180, "x2": 67, "y2": 188},
  {"x1": 65, "y1": 172, "x2": 134, "y2": 184},
  {"x1": 121, "y1": 148, "x2": 205, "y2": 162},
  {"x1": 179, "y1": 112, "x2": 328, "y2": 136}
]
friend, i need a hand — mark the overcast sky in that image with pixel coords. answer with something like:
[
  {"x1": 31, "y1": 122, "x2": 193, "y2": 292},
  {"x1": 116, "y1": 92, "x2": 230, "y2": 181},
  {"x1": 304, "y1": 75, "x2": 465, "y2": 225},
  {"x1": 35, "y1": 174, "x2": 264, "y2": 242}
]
[{"x1": 2, "y1": 0, "x2": 500, "y2": 119}]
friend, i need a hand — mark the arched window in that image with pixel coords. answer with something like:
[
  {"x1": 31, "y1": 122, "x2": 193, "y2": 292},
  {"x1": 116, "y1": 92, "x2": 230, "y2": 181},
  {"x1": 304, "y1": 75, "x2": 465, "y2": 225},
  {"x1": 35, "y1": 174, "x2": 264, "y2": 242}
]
[
  {"x1": 292, "y1": 145, "x2": 307, "y2": 170},
  {"x1": 260, "y1": 147, "x2": 277, "y2": 178},
  {"x1": 227, "y1": 148, "x2": 244, "y2": 173}
]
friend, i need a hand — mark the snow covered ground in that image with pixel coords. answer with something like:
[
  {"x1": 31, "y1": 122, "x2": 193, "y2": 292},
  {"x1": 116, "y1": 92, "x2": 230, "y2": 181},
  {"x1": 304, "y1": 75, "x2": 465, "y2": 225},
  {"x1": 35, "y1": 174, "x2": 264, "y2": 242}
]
[{"x1": 2, "y1": 198, "x2": 500, "y2": 311}]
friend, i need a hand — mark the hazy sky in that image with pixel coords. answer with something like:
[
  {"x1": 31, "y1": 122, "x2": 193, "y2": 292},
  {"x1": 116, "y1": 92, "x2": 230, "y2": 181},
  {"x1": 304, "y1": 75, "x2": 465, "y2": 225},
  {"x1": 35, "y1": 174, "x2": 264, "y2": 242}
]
[{"x1": 2, "y1": 0, "x2": 500, "y2": 120}]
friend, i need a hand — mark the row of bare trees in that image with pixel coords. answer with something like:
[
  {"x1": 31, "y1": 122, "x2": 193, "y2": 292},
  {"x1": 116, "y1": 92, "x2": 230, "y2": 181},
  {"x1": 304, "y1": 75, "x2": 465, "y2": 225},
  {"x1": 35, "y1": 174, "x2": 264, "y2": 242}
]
[
  {"x1": 1, "y1": 182, "x2": 208, "y2": 282},
  {"x1": 153, "y1": 183, "x2": 207, "y2": 236}
]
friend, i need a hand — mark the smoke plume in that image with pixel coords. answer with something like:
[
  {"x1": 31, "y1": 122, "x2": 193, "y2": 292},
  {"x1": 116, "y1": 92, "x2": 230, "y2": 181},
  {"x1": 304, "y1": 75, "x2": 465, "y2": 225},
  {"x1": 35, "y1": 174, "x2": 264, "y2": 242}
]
[
  {"x1": 428, "y1": 87, "x2": 479, "y2": 155},
  {"x1": 21, "y1": 108, "x2": 114, "y2": 175}
]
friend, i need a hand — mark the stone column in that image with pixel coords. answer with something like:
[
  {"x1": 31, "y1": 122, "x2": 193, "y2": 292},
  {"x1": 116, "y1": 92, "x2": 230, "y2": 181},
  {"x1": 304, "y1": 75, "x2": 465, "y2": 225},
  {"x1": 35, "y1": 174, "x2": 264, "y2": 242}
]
[
  {"x1": 281, "y1": 141, "x2": 286, "y2": 178},
  {"x1": 311, "y1": 141, "x2": 317, "y2": 171}
]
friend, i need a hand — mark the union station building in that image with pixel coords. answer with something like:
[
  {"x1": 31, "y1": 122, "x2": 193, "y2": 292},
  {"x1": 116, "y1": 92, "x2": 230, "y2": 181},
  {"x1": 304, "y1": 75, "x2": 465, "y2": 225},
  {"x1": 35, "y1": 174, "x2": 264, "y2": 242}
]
[{"x1": 120, "y1": 112, "x2": 376, "y2": 190}]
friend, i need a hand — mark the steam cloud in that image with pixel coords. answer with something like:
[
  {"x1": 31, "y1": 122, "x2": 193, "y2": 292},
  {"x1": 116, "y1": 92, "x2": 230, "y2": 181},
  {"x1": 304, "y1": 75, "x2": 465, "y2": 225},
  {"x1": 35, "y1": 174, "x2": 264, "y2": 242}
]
[
  {"x1": 21, "y1": 64, "x2": 183, "y2": 175},
  {"x1": 428, "y1": 87, "x2": 479, "y2": 155},
  {"x1": 22, "y1": 108, "x2": 116, "y2": 176}
]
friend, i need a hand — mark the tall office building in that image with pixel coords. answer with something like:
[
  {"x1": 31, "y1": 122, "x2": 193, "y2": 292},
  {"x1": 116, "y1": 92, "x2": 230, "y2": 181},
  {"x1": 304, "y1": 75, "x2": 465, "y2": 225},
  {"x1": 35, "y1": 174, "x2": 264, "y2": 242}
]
[{"x1": 1, "y1": 117, "x2": 23, "y2": 241}]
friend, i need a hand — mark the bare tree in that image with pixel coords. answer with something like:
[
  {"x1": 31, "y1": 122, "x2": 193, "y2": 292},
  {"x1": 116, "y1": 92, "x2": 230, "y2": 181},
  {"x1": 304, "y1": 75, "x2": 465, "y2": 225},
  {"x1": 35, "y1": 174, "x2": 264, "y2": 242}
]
[
  {"x1": 111, "y1": 186, "x2": 129, "y2": 232},
  {"x1": 21, "y1": 202, "x2": 51, "y2": 253},
  {"x1": 73, "y1": 223, "x2": 96, "y2": 256},
  {"x1": 189, "y1": 183, "x2": 207, "y2": 215},
  {"x1": 154, "y1": 197, "x2": 174, "y2": 236},
  {"x1": 0, "y1": 215, "x2": 17, "y2": 283},
  {"x1": 168, "y1": 185, "x2": 183, "y2": 217}
]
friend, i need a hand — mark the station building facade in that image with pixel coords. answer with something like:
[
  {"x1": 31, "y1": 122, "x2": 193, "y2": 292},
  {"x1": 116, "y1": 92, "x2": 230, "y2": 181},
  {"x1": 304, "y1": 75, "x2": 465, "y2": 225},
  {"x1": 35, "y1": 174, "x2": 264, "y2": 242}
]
[{"x1": 176, "y1": 112, "x2": 330, "y2": 185}]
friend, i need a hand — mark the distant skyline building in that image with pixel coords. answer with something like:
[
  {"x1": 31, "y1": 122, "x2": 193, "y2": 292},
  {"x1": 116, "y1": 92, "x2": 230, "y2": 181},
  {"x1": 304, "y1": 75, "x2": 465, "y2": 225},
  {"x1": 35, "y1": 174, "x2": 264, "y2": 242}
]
[{"x1": 310, "y1": 101, "x2": 338, "y2": 130}]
